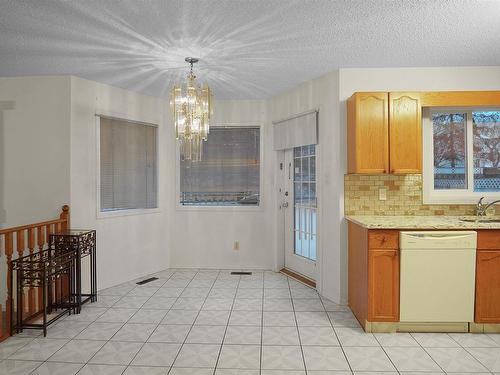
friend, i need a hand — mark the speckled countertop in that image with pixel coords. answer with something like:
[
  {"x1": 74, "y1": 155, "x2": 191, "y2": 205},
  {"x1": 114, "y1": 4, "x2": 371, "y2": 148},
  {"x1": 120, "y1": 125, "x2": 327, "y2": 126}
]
[{"x1": 346, "y1": 215, "x2": 500, "y2": 230}]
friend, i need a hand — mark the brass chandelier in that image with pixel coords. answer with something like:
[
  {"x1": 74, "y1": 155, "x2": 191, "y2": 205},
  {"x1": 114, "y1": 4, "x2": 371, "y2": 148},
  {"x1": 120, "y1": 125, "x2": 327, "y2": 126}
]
[{"x1": 170, "y1": 57, "x2": 213, "y2": 161}]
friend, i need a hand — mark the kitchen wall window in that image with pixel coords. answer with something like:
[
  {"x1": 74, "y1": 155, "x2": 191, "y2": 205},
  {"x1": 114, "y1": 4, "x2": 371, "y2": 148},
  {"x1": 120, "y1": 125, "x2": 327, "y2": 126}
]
[
  {"x1": 179, "y1": 126, "x2": 260, "y2": 206},
  {"x1": 423, "y1": 108, "x2": 500, "y2": 203},
  {"x1": 99, "y1": 117, "x2": 158, "y2": 212}
]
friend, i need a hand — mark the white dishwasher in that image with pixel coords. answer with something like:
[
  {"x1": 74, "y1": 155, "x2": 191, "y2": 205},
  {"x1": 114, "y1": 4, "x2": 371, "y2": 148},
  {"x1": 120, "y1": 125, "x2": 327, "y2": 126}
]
[{"x1": 400, "y1": 231, "x2": 477, "y2": 324}]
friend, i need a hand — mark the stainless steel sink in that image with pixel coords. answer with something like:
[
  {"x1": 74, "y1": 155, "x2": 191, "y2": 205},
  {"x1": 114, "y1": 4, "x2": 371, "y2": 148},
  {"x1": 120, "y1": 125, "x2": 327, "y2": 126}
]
[{"x1": 459, "y1": 217, "x2": 500, "y2": 223}]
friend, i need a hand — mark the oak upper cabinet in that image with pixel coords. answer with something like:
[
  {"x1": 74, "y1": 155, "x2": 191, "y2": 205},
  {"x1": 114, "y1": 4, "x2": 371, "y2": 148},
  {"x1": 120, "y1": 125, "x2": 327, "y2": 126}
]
[
  {"x1": 368, "y1": 232, "x2": 400, "y2": 322},
  {"x1": 347, "y1": 92, "x2": 389, "y2": 174},
  {"x1": 389, "y1": 92, "x2": 422, "y2": 173},
  {"x1": 475, "y1": 231, "x2": 500, "y2": 323}
]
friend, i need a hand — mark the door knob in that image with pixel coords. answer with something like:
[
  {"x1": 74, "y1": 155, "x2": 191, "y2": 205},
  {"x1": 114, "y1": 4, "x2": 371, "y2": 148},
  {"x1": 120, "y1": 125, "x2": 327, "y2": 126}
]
[{"x1": 282, "y1": 202, "x2": 289, "y2": 208}]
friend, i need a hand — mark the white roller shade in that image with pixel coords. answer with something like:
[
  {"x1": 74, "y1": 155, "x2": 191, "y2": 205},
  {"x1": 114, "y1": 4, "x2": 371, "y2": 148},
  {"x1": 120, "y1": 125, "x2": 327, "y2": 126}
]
[{"x1": 273, "y1": 110, "x2": 318, "y2": 150}]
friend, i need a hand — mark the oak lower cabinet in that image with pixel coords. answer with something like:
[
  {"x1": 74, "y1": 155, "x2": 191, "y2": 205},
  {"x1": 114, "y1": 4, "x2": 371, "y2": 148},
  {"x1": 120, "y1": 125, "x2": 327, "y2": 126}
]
[
  {"x1": 348, "y1": 223, "x2": 399, "y2": 330},
  {"x1": 348, "y1": 224, "x2": 500, "y2": 331},
  {"x1": 475, "y1": 230, "x2": 500, "y2": 323}
]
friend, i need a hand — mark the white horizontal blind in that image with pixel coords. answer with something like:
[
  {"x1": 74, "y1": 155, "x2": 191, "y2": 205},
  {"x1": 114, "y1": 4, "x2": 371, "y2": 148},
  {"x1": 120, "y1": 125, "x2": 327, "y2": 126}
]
[
  {"x1": 180, "y1": 127, "x2": 260, "y2": 206},
  {"x1": 100, "y1": 117, "x2": 157, "y2": 211},
  {"x1": 273, "y1": 111, "x2": 318, "y2": 150}
]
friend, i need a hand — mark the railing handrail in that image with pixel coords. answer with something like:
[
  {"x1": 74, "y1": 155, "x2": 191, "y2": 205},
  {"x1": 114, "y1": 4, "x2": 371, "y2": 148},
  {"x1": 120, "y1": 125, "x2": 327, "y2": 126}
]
[{"x1": 0, "y1": 218, "x2": 67, "y2": 236}]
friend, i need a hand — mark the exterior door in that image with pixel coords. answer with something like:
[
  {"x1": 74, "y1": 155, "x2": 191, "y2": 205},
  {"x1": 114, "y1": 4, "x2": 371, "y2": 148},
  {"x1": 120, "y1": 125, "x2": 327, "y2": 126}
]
[{"x1": 283, "y1": 145, "x2": 317, "y2": 280}]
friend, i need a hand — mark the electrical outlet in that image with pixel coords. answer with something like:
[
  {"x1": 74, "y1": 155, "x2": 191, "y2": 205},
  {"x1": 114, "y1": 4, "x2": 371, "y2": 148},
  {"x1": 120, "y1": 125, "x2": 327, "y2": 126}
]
[
  {"x1": 379, "y1": 188, "x2": 387, "y2": 201},
  {"x1": 234, "y1": 241, "x2": 240, "y2": 251}
]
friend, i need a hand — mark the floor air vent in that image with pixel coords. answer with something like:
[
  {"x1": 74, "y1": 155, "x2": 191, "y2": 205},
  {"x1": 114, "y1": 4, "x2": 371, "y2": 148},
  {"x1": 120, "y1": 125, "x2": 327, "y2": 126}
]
[
  {"x1": 136, "y1": 277, "x2": 159, "y2": 285},
  {"x1": 230, "y1": 271, "x2": 252, "y2": 275}
]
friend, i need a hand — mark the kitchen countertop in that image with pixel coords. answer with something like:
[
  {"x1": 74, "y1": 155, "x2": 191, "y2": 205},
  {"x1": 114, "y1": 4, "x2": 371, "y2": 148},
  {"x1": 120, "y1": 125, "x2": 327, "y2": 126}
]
[{"x1": 346, "y1": 215, "x2": 500, "y2": 230}]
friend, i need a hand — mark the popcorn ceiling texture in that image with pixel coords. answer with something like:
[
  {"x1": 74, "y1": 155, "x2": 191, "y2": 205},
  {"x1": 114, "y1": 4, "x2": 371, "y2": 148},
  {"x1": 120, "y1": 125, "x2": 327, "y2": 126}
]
[
  {"x1": 344, "y1": 174, "x2": 500, "y2": 216},
  {"x1": 1, "y1": 1, "x2": 500, "y2": 99}
]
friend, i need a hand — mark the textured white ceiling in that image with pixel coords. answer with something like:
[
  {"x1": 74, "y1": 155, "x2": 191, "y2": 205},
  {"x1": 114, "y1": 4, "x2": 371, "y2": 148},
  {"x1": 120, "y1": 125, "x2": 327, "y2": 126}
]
[{"x1": 1, "y1": 0, "x2": 500, "y2": 99}]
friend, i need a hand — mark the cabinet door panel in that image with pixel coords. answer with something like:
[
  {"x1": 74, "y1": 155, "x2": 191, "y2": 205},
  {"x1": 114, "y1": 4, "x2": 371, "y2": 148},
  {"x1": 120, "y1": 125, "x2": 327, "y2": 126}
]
[
  {"x1": 347, "y1": 92, "x2": 389, "y2": 173},
  {"x1": 368, "y1": 249, "x2": 399, "y2": 322},
  {"x1": 475, "y1": 250, "x2": 500, "y2": 323},
  {"x1": 389, "y1": 92, "x2": 422, "y2": 174}
]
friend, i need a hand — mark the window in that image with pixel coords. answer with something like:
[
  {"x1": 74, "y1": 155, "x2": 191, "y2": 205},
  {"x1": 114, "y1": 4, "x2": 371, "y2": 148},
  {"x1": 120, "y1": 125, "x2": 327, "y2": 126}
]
[
  {"x1": 180, "y1": 127, "x2": 260, "y2": 206},
  {"x1": 293, "y1": 145, "x2": 317, "y2": 261},
  {"x1": 423, "y1": 108, "x2": 500, "y2": 203},
  {"x1": 99, "y1": 117, "x2": 158, "y2": 212}
]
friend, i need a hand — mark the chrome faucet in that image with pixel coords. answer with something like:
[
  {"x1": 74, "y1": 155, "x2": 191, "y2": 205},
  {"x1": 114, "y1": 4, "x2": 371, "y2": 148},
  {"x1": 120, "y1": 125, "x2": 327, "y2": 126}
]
[{"x1": 477, "y1": 197, "x2": 500, "y2": 216}]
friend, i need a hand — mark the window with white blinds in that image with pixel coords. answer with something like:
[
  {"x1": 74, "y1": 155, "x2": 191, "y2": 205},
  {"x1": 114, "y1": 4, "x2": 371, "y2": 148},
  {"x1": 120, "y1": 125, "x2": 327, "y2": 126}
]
[
  {"x1": 180, "y1": 127, "x2": 260, "y2": 206},
  {"x1": 100, "y1": 117, "x2": 158, "y2": 212}
]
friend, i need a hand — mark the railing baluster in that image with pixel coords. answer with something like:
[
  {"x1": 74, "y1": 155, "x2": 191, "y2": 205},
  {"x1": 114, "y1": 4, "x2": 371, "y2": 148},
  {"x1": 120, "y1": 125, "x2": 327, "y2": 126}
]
[
  {"x1": 36, "y1": 226, "x2": 45, "y2": 313},
  {"x1": 16, "y1": 231, "x2": 27, "y2": 319},
  {"x1": 4, "y1": 232, "x2": 13, "y2": 337},
  {"x1": 0, "y1": 303, "x2": 3, "y2": 338},
  {"x1": 27, "y1": 228, "x2": 36, "y2": 316},
  {"x1": 47, "y1": 224, "x2": 55, "y2": 307}
]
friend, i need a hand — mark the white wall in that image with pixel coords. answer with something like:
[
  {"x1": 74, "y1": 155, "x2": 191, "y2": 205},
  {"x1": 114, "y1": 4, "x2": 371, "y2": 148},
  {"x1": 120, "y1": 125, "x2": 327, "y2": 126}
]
[
  {"x1": 170, "y1": 100, "x2": 276, "y2": 270},
  {"x1": 0, "y1": 76, "x2": 71, "y2": 228},
  {"x1": 0, "y1": 76, "x2": 71, "y2": 309},
  {"x1": 268, "y1": 71, "x2": 343, "y2": 303},
  {"x1": 70, "y1": 76, "x2": 172, "y2": 290}
]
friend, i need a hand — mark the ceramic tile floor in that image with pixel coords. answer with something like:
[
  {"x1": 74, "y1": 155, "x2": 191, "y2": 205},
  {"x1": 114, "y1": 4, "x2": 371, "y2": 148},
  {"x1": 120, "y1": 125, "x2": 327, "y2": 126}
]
[{"x1": 1, "y1": 269, "x2": 499, "y2": 375}]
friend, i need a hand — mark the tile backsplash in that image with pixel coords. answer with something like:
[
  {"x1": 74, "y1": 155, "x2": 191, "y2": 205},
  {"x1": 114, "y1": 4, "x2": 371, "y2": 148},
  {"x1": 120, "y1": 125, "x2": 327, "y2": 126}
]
[{"x1": 344, "y1": 174, "x2": 499, "y2": 216}]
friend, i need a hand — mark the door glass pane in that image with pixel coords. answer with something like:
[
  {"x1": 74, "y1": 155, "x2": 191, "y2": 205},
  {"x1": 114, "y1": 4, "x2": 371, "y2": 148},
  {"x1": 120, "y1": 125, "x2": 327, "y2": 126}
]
[
  {"x1": 293, "y1": 145, "x2": 317, "y2": 261},
  {"x1": 473, "y1": 111, "x2": 500, "y2": 192},
  {"x1": 432, "y1": 113, "x2": 467, "y2": 190}
]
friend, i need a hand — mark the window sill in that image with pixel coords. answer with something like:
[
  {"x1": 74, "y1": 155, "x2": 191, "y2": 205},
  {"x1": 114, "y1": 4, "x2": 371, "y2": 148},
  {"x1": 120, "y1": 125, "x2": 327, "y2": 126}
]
[
  {"x1": 97, "y1": 207, "x2": 161, "y2": 219},
  {"x1": 175, "y1": 204, "x2": 264, "y2": 213},
  {"x1": 423, "y1": 192, "x2": 500, "y2": 205}
]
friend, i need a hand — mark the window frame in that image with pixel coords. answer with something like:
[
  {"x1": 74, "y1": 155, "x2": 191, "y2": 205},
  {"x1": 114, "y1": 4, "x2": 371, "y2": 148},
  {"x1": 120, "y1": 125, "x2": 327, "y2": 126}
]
[
  {"x1": 176, "y1": 124, "x2": 264, "y2": 211},
  {"x1": 423, "y1": 107, "x2": 500, "y2": 204},
  {"x1": 96, "y1": 114, "x2": 160, "y2": 218}
]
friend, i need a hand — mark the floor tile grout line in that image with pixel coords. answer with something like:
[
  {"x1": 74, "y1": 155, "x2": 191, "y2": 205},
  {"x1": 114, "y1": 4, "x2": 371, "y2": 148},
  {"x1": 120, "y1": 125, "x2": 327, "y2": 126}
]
[
  {"x1": 166, "y1": 269, "x2": 222, "y2": 375},
  {"x1": 212, "y1": 272, "x2": 241, "y2": 374},
  {"x1": 319, "y1": 289, "x2": 355, "y2": 375},
  {"x1": 372, "y1": 333, "x2": 403, "y2": 375},
  {"x1": 76, "y1": 271, "x2": 176, "y2": 374},
  {"x1": 288, "y1": 276, "x2": 309, "y2": 374},
  {"x1": 259, "y1": 271, "x2": 265, "y2": 375},
  {"x1": 119, "y1": 273, "x2": 185, "y2": 373},
  {"x1": 447, "y1": 332, "x2": 495, "y2": 374},
  {"x1": 408, "y1": 332, "x2": 452, "y2": 375}
]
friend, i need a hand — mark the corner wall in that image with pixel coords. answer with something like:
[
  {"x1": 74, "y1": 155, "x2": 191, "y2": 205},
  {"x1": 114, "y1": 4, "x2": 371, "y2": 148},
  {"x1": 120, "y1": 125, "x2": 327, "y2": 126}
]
[
  {"x1": 70, "y1": 76, "x2": 172, "y2": 290},
  {"x1": 170, "y1": 100, "x2": 275, "y2": 270}
]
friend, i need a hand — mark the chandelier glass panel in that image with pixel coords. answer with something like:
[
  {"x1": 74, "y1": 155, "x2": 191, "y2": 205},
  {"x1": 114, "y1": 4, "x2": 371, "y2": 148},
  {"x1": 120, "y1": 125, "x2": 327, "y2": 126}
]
[{"x1": 170, "y1": 57, "x2": 213, "y2": 161}]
